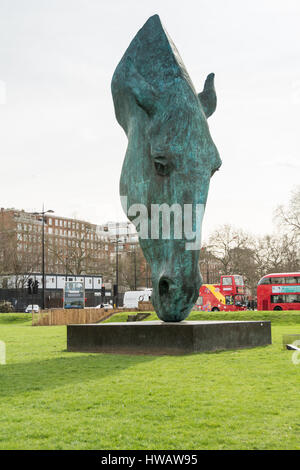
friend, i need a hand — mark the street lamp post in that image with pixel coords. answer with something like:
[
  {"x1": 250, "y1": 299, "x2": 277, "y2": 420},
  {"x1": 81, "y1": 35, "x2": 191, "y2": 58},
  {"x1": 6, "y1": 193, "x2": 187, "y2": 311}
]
[
  {"x1": 133, "y1": 246, "x2": 137, "y2": 291},
  {"x1": 113, "y1": 222, "x2": 127, "y2": 308},
  {"x1": 112, "y1": 222, "x2": 132, "y2": 307},
  {"x1": 115, "y1": 238, "x2": 119, "y2": 308},
  {"x1": 32, "y1": 205, "x2": 54, "y2": 310},
  {"x1": 128, "y1": 245, "x2": 137, "y2": 291}
]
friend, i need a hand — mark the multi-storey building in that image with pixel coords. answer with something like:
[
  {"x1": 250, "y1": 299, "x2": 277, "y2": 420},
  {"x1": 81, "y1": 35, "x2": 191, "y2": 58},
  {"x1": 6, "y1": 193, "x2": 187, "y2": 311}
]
[
  {"x1": 97, "y1": 221, "x2": 138, "y2": 256},
  {"x1": 96, "y1": 221, "x2": 150, "y2": 291},
  {"x1": 0, "y1": 208, "x2": 107, "y2": 276},
  {"x1": 0, "y1": 208, "x2": 150, "y2": 309}
]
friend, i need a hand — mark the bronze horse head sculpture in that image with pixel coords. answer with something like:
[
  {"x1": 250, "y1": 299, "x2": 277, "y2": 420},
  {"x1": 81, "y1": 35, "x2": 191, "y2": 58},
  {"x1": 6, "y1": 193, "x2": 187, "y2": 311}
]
[{"x1": 112, "y1": 15, "x2": 221, "y2": 321}]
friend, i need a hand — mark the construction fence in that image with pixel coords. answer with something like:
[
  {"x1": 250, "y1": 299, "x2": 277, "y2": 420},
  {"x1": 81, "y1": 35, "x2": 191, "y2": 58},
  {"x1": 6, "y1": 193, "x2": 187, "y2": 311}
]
[{"x1": 32, "y1": 301, "x2": 154, "y2": 326}]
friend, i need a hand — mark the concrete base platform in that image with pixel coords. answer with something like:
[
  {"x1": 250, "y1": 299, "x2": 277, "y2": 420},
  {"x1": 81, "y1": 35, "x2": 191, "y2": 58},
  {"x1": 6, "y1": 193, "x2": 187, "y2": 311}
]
[{"x1": 67, "y1": 320, "x2": 272, "y2": 355}]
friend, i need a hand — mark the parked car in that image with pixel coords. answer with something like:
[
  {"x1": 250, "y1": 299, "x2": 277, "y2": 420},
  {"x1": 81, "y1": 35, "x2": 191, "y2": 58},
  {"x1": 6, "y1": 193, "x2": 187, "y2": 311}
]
[
  {"x1": 25, "y1": 304, "x2": 40, "y2": 313},
  {"x1": 95, "y1": 303, "x2": 113, "y2": 309}
]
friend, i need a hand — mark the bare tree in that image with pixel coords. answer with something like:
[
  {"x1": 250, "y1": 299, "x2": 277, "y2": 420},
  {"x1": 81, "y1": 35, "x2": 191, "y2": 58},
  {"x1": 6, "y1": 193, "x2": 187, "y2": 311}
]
[
  {"x1": 253, "y1": 233, "x2": 300, "y2": 277},
  {"x1": 199, "y1": 244, "x2": 222, "y2": 284},
  {"x1": 274, "y1": 186, "x2": 300, "y2": 237},
  {"x1": 208, "y1": 225, "x2": 254, "y2": 275},
  {"x1": 120, "y1": 245, "x2": 148, "y2": 290},
  {"x1": 46, "y1": 234, "x2": 106, "y2": 276}
]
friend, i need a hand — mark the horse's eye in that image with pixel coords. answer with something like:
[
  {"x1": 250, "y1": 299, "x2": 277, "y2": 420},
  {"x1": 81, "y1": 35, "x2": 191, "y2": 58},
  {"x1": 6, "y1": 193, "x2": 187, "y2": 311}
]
[{"x1": 154, "y1": 155, "x2": 170, "y2": 176}]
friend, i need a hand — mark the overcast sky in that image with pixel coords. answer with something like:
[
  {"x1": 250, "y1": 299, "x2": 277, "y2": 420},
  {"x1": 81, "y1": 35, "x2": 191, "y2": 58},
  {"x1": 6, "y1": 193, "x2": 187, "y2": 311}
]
[{"x1": 0, "y1": 0, "x2": 299, "y2": 240}]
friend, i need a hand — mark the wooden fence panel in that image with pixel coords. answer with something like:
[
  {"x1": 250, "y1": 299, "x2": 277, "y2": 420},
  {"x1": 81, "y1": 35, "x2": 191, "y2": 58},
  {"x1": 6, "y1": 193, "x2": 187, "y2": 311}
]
[{"x1": 32, "y1": 307, "x2": 138, "y2": 326}]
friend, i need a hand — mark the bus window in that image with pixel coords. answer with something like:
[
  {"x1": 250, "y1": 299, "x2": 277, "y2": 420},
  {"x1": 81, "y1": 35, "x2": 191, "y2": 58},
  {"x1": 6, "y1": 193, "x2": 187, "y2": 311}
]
[
  {"x1": 258, "y1": 278, "x2": 271, "y2": 285},
  {"x1": 235, "y1": 295, "x2": 244, "y2": 305},
  {"x1": 234, "y1": 275, "x2": 244, "y2": 286},
  {"x1": 222, "y1": 277, "x2": 233, "y2": 286},
  {"x1": 285, "y1": 277, "x2": 298, "y2": 284},
  {"x1": 271, "y1": 294, "x2": 300, "y2": 304},
  {"x1": 271, "y1": 295, "x2": 284, "y2": 303}
]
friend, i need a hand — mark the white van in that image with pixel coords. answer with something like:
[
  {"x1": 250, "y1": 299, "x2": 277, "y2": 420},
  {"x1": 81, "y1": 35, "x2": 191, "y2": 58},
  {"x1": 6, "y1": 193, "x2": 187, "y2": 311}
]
[{"x1": 123, "y1": 289, "x2": 152, "y2": 308}]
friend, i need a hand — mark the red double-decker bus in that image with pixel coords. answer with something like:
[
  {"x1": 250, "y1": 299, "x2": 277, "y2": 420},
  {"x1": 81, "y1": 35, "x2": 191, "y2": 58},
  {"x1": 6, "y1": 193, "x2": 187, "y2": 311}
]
[
  {"x1": 257, "y1": 272, "x2": 300, "y2": 311},
  {"x1": 196, "y1": 275, "x2": 248, "y2": 312}
]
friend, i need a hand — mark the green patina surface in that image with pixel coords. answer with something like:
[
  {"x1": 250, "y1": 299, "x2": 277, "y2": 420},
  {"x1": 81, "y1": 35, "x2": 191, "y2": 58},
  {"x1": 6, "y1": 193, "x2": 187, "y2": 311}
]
[{"x1": 111, "y1": 15, "x2": 221, "y2": 322}]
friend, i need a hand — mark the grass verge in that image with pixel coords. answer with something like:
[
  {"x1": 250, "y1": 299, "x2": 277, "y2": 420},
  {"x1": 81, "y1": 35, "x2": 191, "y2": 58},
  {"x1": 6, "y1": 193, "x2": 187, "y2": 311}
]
[{"x1": 0, "y1": 312, "x2": 299, "y2": 449}]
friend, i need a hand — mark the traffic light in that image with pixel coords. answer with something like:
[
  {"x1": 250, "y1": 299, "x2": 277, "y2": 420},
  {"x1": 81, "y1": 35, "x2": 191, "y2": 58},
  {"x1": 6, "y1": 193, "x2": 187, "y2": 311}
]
[
  {"x1": 33, "y1": 280, "x2": 39, "y2": 294},
  {"x1": 101, "y1": 286, "x2": 106, "y2": 297},
  {"x1": 113, "y1": 284, "x2": 118, "y2": 297},
  {"x1": 27, "y1": 278, "x2": 33, "y2": 294}
]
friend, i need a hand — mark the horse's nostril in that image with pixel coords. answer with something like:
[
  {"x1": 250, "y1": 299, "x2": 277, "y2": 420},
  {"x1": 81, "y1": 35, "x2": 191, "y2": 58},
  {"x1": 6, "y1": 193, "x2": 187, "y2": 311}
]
[{"x1": 159, "y1": 278, "x2": 170, "y2": 297}]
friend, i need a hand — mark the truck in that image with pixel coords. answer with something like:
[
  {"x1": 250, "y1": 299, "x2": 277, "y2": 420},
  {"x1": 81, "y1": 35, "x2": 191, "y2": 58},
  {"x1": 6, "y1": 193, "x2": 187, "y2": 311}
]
[
  {"x1": 196, "y1": 275, "x2": 247, "y2": 312},
  {"x1": 123, "y1": 289, "x2": 152, "y2": 309}
]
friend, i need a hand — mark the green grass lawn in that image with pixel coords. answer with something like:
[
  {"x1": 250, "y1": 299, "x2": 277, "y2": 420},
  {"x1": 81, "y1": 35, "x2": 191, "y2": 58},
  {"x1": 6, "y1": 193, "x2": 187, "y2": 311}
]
[{"x1": 0, "y1": 311, "x2": 300, "y2": 450}]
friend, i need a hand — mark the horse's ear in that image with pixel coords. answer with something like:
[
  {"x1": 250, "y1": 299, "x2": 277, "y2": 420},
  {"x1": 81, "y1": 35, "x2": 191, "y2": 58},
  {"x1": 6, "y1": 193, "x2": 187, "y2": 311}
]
[
  {"x1": 198, "y1": 73, "x2": 217, "y2": 118},
  {"x1": 112, "y1": 56, "x2": 159, "y2": 132},
  {"x1": 124, "y1": 57, "x2": 158, "y2": 116}
]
